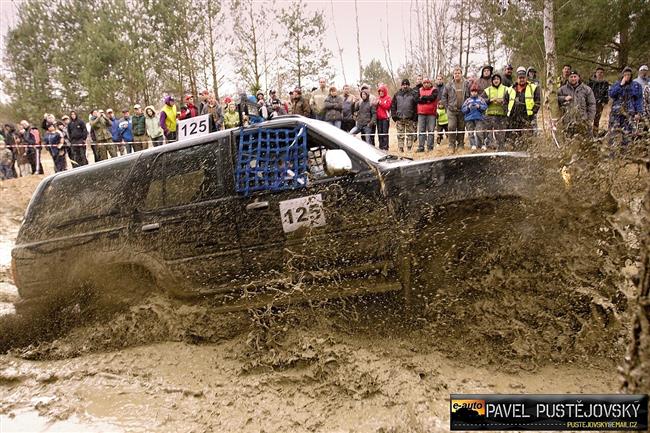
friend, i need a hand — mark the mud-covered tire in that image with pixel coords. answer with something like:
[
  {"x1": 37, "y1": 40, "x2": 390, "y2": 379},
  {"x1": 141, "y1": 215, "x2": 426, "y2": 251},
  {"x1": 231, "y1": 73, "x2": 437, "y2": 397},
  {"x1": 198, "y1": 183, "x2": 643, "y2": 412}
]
[{"x1": 409, "y1": 197, "x2": 531, "y2": 304}]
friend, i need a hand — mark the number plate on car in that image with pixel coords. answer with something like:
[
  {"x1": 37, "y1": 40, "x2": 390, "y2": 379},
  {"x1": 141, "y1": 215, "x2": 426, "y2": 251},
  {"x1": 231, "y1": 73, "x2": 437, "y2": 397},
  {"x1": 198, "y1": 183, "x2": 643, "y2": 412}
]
[{"x1": 279, "y1": 194, "x2": 326, "y2": 233}]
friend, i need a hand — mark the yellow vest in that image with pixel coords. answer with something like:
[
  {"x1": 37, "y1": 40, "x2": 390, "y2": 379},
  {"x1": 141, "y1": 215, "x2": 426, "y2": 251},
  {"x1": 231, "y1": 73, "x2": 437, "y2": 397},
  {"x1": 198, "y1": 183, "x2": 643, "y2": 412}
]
[
  {"x1": 161, "y1": 104, "x2": 178, "y2": 132},
  {"x1": 437, "y1": 106, "x2": 448, "y2": 125},
  {"x1": 508, "y1": 83, "x2": 537, "y2": 116},
  {"x1": 485, "y1": 85, "x2": 508, "y2": 116}
]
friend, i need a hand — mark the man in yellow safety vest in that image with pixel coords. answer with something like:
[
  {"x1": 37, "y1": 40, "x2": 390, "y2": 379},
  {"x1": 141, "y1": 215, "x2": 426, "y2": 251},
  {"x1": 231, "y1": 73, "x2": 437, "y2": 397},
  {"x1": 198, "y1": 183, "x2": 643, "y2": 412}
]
[
  {"x1": 508, "y1": 67, "x2": 541, "y2": 150},
  {"x1": 481, "y1": 73, "x2": 513, "y2": 150}
]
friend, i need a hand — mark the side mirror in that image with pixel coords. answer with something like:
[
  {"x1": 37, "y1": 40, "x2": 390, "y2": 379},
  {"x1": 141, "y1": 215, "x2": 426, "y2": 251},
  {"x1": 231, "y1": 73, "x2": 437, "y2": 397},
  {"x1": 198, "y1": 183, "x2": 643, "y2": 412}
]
[{"x1": 324, "y1": 149, "x2": 353, "y2": 176}]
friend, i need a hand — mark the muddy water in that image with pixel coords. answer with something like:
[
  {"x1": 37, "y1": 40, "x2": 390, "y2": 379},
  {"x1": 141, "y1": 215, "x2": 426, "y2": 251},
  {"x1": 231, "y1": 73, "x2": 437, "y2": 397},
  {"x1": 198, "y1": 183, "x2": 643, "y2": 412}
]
[{"x1": 0, "y1": 151, "x2": 645, "y2": 432}]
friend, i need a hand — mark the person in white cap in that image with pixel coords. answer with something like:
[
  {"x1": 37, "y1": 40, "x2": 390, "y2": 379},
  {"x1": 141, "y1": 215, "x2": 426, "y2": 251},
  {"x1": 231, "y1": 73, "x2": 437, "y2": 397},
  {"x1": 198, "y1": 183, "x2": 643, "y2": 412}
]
[
  {"x1": 131, "y1": 104, "x2": 148, "y2": 152},
  {"x1": 507, "y1": 66, "x2": 540, "y2": 150},
  {"x1": 634, "y1": 65, "x2": 648, "y2": 89}
]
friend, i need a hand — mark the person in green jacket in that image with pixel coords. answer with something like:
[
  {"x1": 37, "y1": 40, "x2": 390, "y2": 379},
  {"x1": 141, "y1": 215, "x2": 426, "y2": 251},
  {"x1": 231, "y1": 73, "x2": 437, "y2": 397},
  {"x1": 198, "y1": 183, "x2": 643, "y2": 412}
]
[
  {"x1": 223, "y1": 102, "x2": 240, "y2": 129},
  {"x1": 131, "y1": 104, "x2": 148, "y2": 152},
  {"x1": 436, "y1": 105, "x2": 448, "y2": 146}
]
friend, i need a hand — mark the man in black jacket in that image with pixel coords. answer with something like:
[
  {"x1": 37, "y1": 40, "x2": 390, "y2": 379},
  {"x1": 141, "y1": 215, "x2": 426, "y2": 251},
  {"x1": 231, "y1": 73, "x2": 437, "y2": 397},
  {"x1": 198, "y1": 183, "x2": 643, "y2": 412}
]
[
  {"x1": 391, "y1": 79, "x2": 418, "y2": 152},
  {"x1": 587, "y1": 67, "x2": 610, "y2": 135},
  {"x1": 67, "y1": 111, "x2": 88, "y2": 166}
]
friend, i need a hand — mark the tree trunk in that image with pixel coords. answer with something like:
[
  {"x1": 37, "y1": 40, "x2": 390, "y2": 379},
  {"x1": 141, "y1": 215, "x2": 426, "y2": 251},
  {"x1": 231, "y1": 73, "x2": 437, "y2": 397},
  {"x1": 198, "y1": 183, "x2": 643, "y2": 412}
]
[
  {"x1": 622, "y1": 181, "x2": 650, "y2": 394},
  {"x1": 458, "y1": 0, "x2": 464, "y2": 69},
  {"x1": 543, "y1": 0, "x2": 561, "y2": 144},
  {"x1": 207, "y1": 0, "x2": 220, "y2": 99},
  {"x1": 464, "y1": 15, "x2": 471, "y2": 77},
  {"x1": 354, "y1": 0, "x2": 363, "y2": 84}
]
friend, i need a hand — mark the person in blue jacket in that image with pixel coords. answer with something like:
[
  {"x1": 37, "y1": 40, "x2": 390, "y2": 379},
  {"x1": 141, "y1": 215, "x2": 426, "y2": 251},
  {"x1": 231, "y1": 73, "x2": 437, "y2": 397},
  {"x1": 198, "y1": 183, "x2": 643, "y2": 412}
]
[
  {"x1": 608, "y1": 66, "x2": 643, "y2": 147},
  {"x1": 461, "y1": 83, "x2": 488, "y2": 151},
  {"x1": 119, "y1": 109, "x2": 134, "y2": 153},
  {"x1": 43, "y1": 122, "x2": 66, "y2": 172}
]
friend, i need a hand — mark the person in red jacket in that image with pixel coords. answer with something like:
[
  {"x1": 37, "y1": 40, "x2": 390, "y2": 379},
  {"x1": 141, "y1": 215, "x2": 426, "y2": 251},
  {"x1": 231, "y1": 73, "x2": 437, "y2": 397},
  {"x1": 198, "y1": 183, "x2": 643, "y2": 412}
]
[
  {"x1": 416, "y1": 77, "x2": 438, "y2": 152},
  {"x1": 376, "y1": 84, "x2": 392, "y2": 150},
  {"x1": 179, "y1": 95, "x2": 199, "y2": 120}
]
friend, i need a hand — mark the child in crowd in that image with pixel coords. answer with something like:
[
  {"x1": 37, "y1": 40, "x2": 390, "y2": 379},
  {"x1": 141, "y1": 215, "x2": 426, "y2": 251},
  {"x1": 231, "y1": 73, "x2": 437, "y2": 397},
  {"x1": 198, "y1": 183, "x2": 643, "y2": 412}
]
[
  {"x1": 461, "y1": 84, "x2": 488, "y2": 150},
  {"x1": 436, "y1": 104, "x2": 448, "y2": 146}
]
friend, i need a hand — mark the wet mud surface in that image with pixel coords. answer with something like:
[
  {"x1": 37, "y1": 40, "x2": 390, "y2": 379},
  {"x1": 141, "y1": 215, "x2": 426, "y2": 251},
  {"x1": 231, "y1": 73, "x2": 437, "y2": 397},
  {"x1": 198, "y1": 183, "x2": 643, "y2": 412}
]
[{"x1": 0, "y1": 146, "x2": 647, "y2": 432}]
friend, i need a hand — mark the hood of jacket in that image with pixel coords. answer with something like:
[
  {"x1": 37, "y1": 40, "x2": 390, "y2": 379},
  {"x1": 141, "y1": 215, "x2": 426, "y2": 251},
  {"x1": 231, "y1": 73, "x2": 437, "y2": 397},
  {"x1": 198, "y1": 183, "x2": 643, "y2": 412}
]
[
  {"x1": 144, "y1": 105, "x2": 156, "y2": 117},
  {"x1": 480, "y1": 65, "x2": 494, "y2": 78},
  {"x1": 378, "y1": 84, "x2": 389, "y2": 98}
]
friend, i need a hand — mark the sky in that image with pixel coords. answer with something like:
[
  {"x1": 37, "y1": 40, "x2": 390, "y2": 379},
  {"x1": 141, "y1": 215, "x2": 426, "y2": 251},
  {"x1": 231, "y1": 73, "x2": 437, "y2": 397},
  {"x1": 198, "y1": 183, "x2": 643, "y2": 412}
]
[{"x1": 0, "y1": 0, "x2": 496, "y2": 101}]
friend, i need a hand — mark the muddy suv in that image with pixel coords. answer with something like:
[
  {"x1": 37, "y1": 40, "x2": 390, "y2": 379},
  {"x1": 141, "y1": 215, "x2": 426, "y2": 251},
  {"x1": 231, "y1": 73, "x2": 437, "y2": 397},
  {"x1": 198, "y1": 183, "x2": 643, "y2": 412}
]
[{"x1": 12, "y1": 116, "x2": 533, "y2": 312}]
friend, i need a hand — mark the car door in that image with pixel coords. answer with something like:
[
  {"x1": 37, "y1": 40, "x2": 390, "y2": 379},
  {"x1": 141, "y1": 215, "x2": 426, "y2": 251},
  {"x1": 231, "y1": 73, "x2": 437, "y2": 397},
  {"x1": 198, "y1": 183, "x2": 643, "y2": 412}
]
[
  {"x1": 133, "y1": 140, "x2": 242, "y2": 294},
  {"x1": 232, "y1": 123, "x2": 395, "y2": 285}
]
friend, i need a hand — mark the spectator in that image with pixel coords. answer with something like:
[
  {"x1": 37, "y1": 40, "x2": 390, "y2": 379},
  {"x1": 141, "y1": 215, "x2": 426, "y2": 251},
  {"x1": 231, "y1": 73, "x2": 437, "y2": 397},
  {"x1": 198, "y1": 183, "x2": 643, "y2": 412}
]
[
  {"x1": 145, "y1": 106, "x2": 165, "y2": 147},
  {"x1": 202, "y1": 93, "x2": 224, "y2": 131},
  {"x1": 436, "y1": 102, "x2": 448, "y2": 146},
  {"x1": 198, "y1": 89, "x2": 210, "y2": 114},
  {"x1": 66, "y1": 111, "x2": 88, "y2": 167},
  {"x1": 223, "y1": 102, "x2": 240, "y2": 129},
  {"x1": 634, "y1": 65, "x2": 648, "y2": 89},
  {"x1": 160, "y1": 96, "x2": 178, "y2": 142},
  {"x1": 119, "y1": 109, "x2": 134, "y2": 153},
  {"x1": 481, "y1": 73, "x2": 512, "y2": 150},
  {"x1": 324, "y1": 86, "x2": 343, "y2": 128},
  {"x1": 30, "y1": 126, "x2": 43, "y2": 174},
  {"x1": 2, "y1": 124, "x2": 17, "y2": 177},
  {"x1": 558, "y1": 64, "x2": 571, "y2": 87},
  {"x1": 351, "y1": 89, "x2": 376, "y2": 145},
  {"x1": 461, "y1": 83, "x2": 488, "y2": 151},
  {"x1": 588, "y1": 67, "x2": 610, "y2": 135},
  {"x1": 18, "y1": 120, "x2": 38, "y2": 174},
  {"x1": 106, "y1": 109, "x2": 123, "y2": 155},
  {"x1": 415, "y1": 75, "x2": 423, "y2": 91},
  {"x1": 14, "y1": 134, "x2": 31, "y2": 176},
  {"x1": 440, "y1": 67, "x2": 471, "y2": 150},
  {"x1": 509, "y1": 66, "x2": 541, "y2": 150},
  {"x1": 527, "y1": 67, "x2": 540, "y2": 86},
  {"x1": 360, "y1": 84, "x2": 377, "y2": 146},
  {"x1": 179, "y1": 95, "x2": 198, "y2": 120},
  {"x1": 391, "y1": 79, "x2": 418, "y2": 152},
  {"x1": 0, "y1": 136, "x2": 13, "y2": 180},
  {"x1": 255, "y1": 91, "x2": 270, "y2": 120},
  {"x1": 43, "y1": 122, "x2": 66, "y2": 172},
  {"x1": 291, "y1": 87, "x2": 312, "y2": 117},
  {"x1": 341, "y1": 85, "x2": 356, "y2": 132},
  {"x1": 416, "y1": 77, "x2": 438, "y2": 152},
  {"x1": 608, "y1": 66, "x2": 643, "y2": 146},
  {"x1": 90, "y1": 109, "x2": 117, "y2": 160},
  {"x1": 41, "y1": 113, "x2": 56, "y2": 133},
  {"x1": 376, "y1": 84, "x2": 392, "y2": 151},
  {"x1": 310, "y1": 77, "x2": 329, "y2": 120},
  {"x1": 435, "y1": 74, "x2": 445, "y2": 96},
  {"x1": 56, "y1": 121, "x2": 71, "y2": 163},
  {"x1": 131, "y1": 104, "x2": 147, "y2": 152},
  {"x1": 269, "y1": 98, "x2": 287, "y2": 119},
  {"x1": 502, "y1": 64, "x2": 514, "y2": 87},
  {"x1": 558, "y1": 70, "x2": 597, "y2": 137},
  {"x1": 476, "y1": 65, "x2": 494, "y2": 93}
]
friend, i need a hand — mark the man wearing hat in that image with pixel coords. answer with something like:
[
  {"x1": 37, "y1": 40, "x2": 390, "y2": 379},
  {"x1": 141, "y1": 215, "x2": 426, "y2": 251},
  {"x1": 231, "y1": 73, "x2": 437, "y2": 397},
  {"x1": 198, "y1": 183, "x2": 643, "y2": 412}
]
[
  {"x1": 588, "y1": 67, "x2": 610, "y2": 135},
  {"x1": 160, "y1": 95, "x2": 178, "y2": 142},
  {"x1": 291, "y1": 87, "x2": 311, "y2": 118},
  {"x1": 131, "y1": 104, "x2": 148, "y2": 152},
  {"x1": 90, "y1": 109, "x2": 116, "y2": 161},
  {"x1": 502, "y1": 64, "x2": 514, "y2": 87},
  {"x1": 391, "y1": 79, "x2": 418, "y2": 152},
  {"x1": 608, "y1": 66, "x2": 643, "y2": 146},
  {"x1": 558, "y1": 70, "x2": 596, "y2": 137},
  {"x1": 508, "y1": 66, "x2": 541, "y2": 150},
  {"x1": 179, "y1": 95, "x2": 198, "y2": 120}
]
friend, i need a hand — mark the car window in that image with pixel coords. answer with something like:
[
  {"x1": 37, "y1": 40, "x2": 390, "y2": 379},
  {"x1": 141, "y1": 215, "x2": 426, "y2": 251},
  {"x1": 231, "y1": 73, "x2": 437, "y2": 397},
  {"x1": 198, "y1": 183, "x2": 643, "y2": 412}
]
[
  {"x1": 234, "y1": 125, "x2": 352, "y2": 194},
  {"x1": 30, "y1": 159, "x2": 135, "y2": 226},
  {"x1": 143, "y1": 142, "x2": 226, "y2": 210}
]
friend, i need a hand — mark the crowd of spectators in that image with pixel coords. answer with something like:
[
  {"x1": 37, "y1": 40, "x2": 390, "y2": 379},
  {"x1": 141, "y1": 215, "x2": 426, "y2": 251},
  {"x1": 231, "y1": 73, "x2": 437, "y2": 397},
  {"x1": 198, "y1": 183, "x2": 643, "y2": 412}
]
[{"x1": 1, "y1": 63, "x2": 648, "y2": 180}]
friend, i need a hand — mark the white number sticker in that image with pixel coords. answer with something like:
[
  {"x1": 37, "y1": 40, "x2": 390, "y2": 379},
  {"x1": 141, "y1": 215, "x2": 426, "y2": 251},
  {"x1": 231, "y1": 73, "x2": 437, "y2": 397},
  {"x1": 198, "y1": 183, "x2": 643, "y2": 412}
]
[
  {"x1": 279, "y1": 194, "x2": 326, "y2": 233},
  {"x1": 177, "y1": 114, "x2": 210, "y2": 141}
]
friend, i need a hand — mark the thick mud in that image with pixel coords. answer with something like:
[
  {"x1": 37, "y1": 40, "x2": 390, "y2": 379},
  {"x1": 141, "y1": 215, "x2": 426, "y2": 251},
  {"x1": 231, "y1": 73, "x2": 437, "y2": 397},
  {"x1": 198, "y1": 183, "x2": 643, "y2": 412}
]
[{"x1": 0, "y1": 143, "x2": 647, "y2": 432}]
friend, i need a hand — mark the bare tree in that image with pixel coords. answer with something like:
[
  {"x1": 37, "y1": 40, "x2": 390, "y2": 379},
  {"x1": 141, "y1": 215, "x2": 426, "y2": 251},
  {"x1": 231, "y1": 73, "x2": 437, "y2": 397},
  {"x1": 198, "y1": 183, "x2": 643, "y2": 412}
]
[
  {"x1": 330, "y1": 0, "x2": 347, "y2": 84},
  {"x1": 543, "y1": 0, "x2": 561, "y2": 142},
  {"x1": 354, "y1": 0, "x2": 363, "y2": 84}
]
